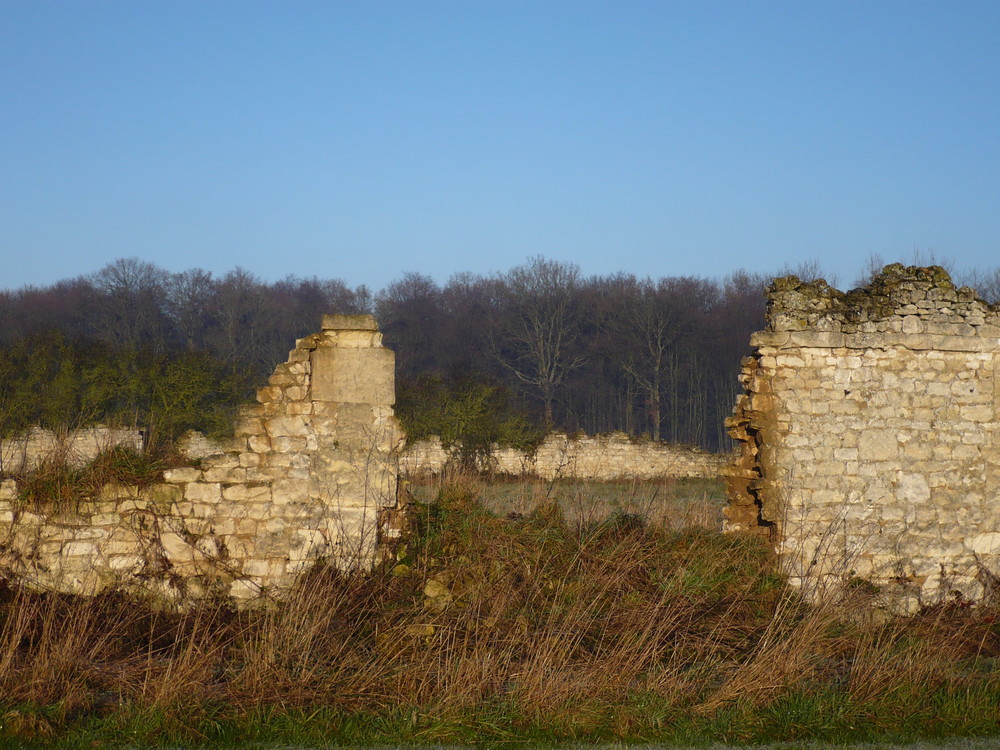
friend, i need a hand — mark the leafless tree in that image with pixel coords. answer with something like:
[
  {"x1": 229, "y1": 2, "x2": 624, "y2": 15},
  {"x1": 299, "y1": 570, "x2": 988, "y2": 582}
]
[
  {"x1": 90, "y1": 258, "x2": 170, "y2": 350},
  {"x1": 777, "y1": 258, "x2": 838, "y2": 288},
  {"x1": 854, "y1": 249, "x2": 956, "y2": 288},
  {"x1": 209, "y1": 267, "x2": 269, "y2": 372},
  {"x1": 490, "y1": 257, "x2": 586, "y2": 428},
  {"x1": 165, "y1": 268, "x2": 215, "y2": 351},
  {"x1": 957, "y1": 266, "x2": 1000, "y2": 305},
  {"x1": 376, "y1": 272, "x2": 444, "y2": 380},
  {"x1": 606, "y1": 276, "x2": 686, "y2": 441}
]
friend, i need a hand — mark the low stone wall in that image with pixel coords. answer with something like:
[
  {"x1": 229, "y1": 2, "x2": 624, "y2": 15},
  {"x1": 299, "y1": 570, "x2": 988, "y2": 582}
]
[
  {"x1": 401, "y1": 432, "x2": 727, "y2": 480},
  {"x1": 0, "y1": 426, "x2": 143, "y2": 474},
  {"x1": 724, "y1": 265, "x2": 1000, "y2": 611},
  {"x1": 0, "y1": 315, "x2": 405, "y2": 603}
]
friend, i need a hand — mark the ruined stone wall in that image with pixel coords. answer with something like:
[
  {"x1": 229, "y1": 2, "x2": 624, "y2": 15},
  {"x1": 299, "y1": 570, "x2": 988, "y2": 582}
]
[
  {"x1": 0, "y1": 315, "x2": 404, "y2": 602},
  {"x1": 725, "y1": 265, "x2": 1000, "y2": 610},
  {"x1": 401, "y1": 432, "x2": 727, "y2": 480},
  {"x1": 0, "y1": 427, "x2": 143, "y2": 474}
]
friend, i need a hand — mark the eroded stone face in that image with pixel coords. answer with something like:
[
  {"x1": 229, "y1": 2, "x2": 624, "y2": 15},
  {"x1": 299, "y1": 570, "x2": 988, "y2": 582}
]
[
  {"x1": 725, "y1": 265, "x2": 1000, "y2": 610},
  {"x1": 311, "y1": 348, "x2": 395, "y2": 405},
  {"x1": 0, "y1": 315, "x2": 405, "y2": 604}
]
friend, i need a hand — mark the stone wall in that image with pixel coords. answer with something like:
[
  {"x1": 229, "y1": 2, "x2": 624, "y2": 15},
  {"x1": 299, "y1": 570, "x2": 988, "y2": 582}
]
[
  {"x1": 724, "y1": 265, "x2": 1000, "y2": 610},
  {"x1": 401, "y1": 432, "x2": 727, "y2": 480},
  {"x1": 0, "y1": 426, "x2": 143, "y2": 474},
  {"x1": 0, "y1": 315, "x2": 404, "y2": 602}
]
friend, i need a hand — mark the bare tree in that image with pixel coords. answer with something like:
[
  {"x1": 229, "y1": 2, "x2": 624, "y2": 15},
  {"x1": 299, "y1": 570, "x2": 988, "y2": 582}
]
[
  {"x1": 490, "y1": 257, "x2": 586, "y2": 428},
  {"x1": 321, "y1": 279, "x2": 372, "y2": 315},
  {"x1": 854, "y1": 249, "x2": 956, "y2": 288},
  {"x1": 165, "y1": 268, "x2": 215, "y2": 351},
  {"x1": 209, "y1": 267, "x2": 269, "y2": 373},
  {"x1": 777, "y1": 258, "x2": 839, "y2": 288},
  {"x1": 90, "y1": 258, "x2": 170, "y2": 350},
  {"x1": 605, "y1": 276, "x2": 685, "y2": 441},
  {"x1": 376, "y1": 272, "x2": 444, "y2": 380}
]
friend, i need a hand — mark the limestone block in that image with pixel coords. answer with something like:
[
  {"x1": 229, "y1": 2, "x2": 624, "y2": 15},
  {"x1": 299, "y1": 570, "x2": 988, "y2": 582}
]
[
  {"x1": 246, "y1": 486, "x2": 273, "y2": 503},
  {"x1": 970, "y1": 532, "x2": 1000, "y2": 555},
  {"x1": 271, "y1": 436, "x2": 308, "y2": 454},
  {"x1": 289, "y1": 529, "x2": 327, "y2": 557},
  {"x1": 222, "y1": 484, "x2": 251, "y2": 502},
  {"x1": 960, "y1": 405, "x2": 993, "y2": 422},
  {"x1": 271, "y1": 478, "x2": 311, "y2": 505},
  {"x1": 242, "y1": 558, "x2": 286, "y2": 578},
  {"x1": 895, "y1": 473, "x2": 930, "y2": 504},
  {"x1": 285, "y1": 386, "x2": 308, "y2": 401},
  {"x1": 256, "y1": 386, "x2": 284, "y2": 404},
  {"x1": 202, "y1": 467, "x2": 247, "y2": 483},
  {"x1": 185, "y1": 483, "x2": 221, "y2": 503},
  {"x1": 235, "y1": 416, "x2": 264, "y2": 437},
  {"x1": 239, "y1": 452, "x2": 262, "y2": 468},
  {"x1": 285, "y1": 401, "x2": 313, "y2": 416},
  {"x1": 858, "y1": 430, "x2": 898, "y2": 461},
  {"x1": 265, "y1": 416, "x2": 310, "y2": 438},
  {"x1": 311, "y1": 347, "x2": 395, "y2": 405},
  {"x1": 211, "y1": 517, "x2": 237, "y2": 536},
  {"x1": 191, "y1": 502, "x2": 218, "y2": 518},
  {"x1": 73, "y1": 526, "x2": 109, "y2": 540},
  {"x1": 247, "y1": 434, "x2": 271, "y2": 453},
  {"x1": 194, "y1": 534, "x2": 224, "y2": 559},
  {"x1": 230, "y1": 579, "x2": 261, "y2": 600},
  {"x1": 268, "y1": 365, "x2": 296, "y2": 387},
  {"x1": 62, "y1": 540, "x2": 97, "y2": 557},
  {"x1": 163, "y1": 467, "x2": 202, "y2": 483},
  {"x1": 322, "y1": 313, "x2": 377, "y2": 332},
  {"x1": 108, "y1": 554, "x2": 144, "y2": 571},
  {"x1": 257, "y1": 402, "x2": 282, "y2": 417},
  {"x1": 203, "y1": 452, "x2": 240, "y2": 470},
  {"x1": 0, "y1": 480, "x2": 17, "y2": 501},
  {"x1": 160, "y1": 532, "x2": 194, "y2": 562}
]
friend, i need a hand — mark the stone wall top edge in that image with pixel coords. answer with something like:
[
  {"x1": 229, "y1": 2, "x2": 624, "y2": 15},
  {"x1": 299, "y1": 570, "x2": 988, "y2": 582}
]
[
  {"x1": 321, "y1": 313, "x2": 379, "y2": 332},
  {"x1": 765, "y1": 264, "x2": 998, "y2": 332},
  {"x1": 751, "y1": 330, "x2": 1000, "y2": 353}
]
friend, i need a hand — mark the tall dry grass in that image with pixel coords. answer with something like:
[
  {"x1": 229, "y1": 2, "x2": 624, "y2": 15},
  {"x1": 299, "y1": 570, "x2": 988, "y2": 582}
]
[{"x1": 0, "y1": 475, "x2": 998, "y2": 742}]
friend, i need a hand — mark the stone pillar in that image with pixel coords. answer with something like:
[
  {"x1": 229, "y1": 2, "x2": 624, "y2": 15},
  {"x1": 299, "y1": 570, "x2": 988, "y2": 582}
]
[{"x1": 307, "y1": 314, "x2": 401, "y2": 565}]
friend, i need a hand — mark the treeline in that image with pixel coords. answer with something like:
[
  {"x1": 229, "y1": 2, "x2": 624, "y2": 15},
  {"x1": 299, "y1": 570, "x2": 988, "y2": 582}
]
[
  {"x1": 380, "y1": 260, "x2": 767, "y2": 451},
  {"x1": 6, "y1": 255, "x2": 997, "y2": 452},
  {"x1": 0, "y1": 257, "x2": 764, "y2": 451}
]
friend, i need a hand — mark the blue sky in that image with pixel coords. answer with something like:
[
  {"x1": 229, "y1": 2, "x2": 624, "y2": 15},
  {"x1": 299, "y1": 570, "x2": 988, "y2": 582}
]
[{"x1": 2, "y1": 1, "x2": 998, "y2": 293}]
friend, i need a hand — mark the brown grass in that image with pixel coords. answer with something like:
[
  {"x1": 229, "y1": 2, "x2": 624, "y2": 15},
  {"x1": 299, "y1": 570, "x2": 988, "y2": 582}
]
[{"x1": 0, "y1": 476, "x2": 998, "y2": 741}]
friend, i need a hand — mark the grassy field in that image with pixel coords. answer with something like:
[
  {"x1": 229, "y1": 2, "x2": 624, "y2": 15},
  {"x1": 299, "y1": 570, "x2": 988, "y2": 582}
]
[
  {"x1": 0, "y1": 475, "x2": 998, "y2": 748},
  {"x1": 407, "y1": 475, "x2": 727, "y2": 528}
]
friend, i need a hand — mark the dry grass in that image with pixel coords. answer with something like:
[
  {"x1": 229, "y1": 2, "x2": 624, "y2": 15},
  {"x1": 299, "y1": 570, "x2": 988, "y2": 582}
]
[
  {"x1": 408, "y1": 474, "x2": 727, "y2": 529},
  {"x1": 0, "y1": 475, "x2": 998, "y2": 744}
]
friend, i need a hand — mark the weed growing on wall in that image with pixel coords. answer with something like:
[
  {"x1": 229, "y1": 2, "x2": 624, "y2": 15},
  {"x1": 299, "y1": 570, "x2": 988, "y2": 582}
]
[{"x1": 13, "y1": 446, "x2": 170, "y2": 513}]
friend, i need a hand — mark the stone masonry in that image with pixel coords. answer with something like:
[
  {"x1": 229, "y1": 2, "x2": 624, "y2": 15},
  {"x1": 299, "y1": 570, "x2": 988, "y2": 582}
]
[
  {"x1": 725, "y1": 265, "x2": 1000, "y2": 610},
  {"x1": 401, "y1": 432, "x2": 727, "y2": 480},
  {"x1": 0, "y1": 315, "x2": 404, "y2": 602},
  {"x1": 0, "y1": 426, "x2": 143, "y2": 474}
]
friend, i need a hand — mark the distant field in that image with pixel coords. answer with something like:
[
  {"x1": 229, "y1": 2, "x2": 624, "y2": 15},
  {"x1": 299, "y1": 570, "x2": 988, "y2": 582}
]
[{"x1": 407, "y1": 475, "x2": 728, "y2": 530}]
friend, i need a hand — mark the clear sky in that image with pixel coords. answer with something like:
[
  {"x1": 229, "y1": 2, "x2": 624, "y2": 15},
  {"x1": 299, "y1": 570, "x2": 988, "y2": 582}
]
[{"x1": 2, "y1": 1, "x2": 998, "y2": 293}]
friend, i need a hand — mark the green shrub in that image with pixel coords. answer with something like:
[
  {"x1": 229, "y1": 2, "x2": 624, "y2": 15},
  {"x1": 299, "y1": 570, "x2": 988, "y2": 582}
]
[{"x1": 396, "y1": 373, "x2": 543, "y2": 470}]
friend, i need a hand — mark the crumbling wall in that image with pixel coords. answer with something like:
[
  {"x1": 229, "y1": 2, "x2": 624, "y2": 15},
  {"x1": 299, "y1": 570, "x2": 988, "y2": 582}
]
[
  {"x1": 0, "y1": 426, "x2": 143, "y2": 474},
  {"x1": 0, "y1": 315, "x2": 404, "y2": 602},
  {"x1": 725, "y1": 265, "x2": 1000, "y2": 610},
  {"x1": 401, "y1": 432, "x2": 727, "y2": 480}
]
